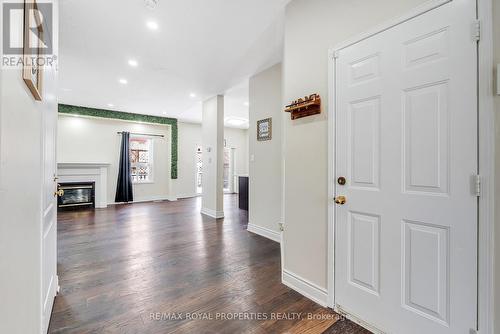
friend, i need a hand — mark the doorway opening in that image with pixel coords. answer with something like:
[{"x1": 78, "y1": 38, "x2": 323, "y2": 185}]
[{"x1": 224, "y1": 148, "x2": 235, "y2": 193}]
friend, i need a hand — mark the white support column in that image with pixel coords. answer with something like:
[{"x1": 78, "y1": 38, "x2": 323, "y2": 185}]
[{"x1": 201, "y1": 95, "x2": 225, "y2": 218}]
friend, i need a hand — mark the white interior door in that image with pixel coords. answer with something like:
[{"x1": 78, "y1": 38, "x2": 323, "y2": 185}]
[
  {"x1": 334, "y1": 1, "x2": 477, "y2": 333},
  {"x1": 41, "y1": 80, "x2": 59, "y2": 333}
]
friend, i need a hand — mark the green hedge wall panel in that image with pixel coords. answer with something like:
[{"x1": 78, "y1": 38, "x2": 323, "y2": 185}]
[{"x1": 58, "y1": 104, "x2": 178, "y2": 179}]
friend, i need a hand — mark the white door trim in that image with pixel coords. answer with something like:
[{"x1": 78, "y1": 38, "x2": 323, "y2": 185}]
[
  {"x1": 327, "y1": 0, "x2": 495, "y2": 332},
  {"x1": 476, "y1": 0, "x2": 495, "y2": 333},
  {"x1": 331, "y1": 0, "x2": 451, "y2": 53}
]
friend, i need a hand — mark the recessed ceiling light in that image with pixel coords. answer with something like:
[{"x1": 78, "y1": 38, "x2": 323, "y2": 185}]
[
  {"x1": 128, "y1": 59, "x2": 138, "y2": 67},
  {"x1": 162, "y1": 111, "x2": 167, "y2": 115},
  {"x1": 108, "y1": 103, "x2": 115, "y2": 107},
  {"x1": 119, "y1": 78, "x2": 128, "y2": 85},
  {"x1": 146, "y1": 21, "x2": 159, "y2": 30},
  {"x1": 189, "y1": 93, "x2": 196, "y2": 98}
]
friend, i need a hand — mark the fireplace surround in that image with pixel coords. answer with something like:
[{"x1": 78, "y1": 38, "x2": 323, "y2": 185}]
[{"x1": 57, "y1": 163, "x2": 110, "y2": 208}]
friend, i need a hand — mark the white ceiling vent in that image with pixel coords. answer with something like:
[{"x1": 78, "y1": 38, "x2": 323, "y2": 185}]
[{"x1": 144, "y1": 0, "x2": 159, "y2": 9}]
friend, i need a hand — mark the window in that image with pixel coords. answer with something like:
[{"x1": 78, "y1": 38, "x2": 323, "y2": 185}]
[{"x1": 130, "y1": 137, "x2": 153, "y2": 183}]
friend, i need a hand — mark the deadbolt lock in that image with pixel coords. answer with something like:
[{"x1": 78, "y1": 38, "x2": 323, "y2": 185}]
[
  {"x1": 335, "y1": 196, "x2": 346, "y2": 205},
  {"x1": 337, "y1": 176, "x2": 346, "y2": 185}
]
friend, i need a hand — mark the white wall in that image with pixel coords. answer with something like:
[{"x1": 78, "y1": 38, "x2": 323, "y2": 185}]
[
  {"x1": 225, "y1": 127, "x2": 249, "y2": 177},
  {"x1": 282, "y1": 0, "x2": 433, "y2": 291},
  {"x1": 58, "y1": 115, "x2": 173, "y2": 204},
  {"x1": 58, "y1": 115, "x2": 249, "y2": 203},
  {"x1": 176, "y1": 122, "x2": 249, "y2": 199},
  {"x1": 0, "y1": 1, "x2": 58, "y2": 332},
  {"x1": 249, "y1": 63, "x2": 282, "y2": 234}
]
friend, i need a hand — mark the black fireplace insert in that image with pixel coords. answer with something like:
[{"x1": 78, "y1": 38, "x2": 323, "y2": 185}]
[{"x1": 57, "y1": 182, "x2": 95, "y2": 210}]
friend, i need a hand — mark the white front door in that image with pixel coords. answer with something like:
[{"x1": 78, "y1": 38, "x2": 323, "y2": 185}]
[
  {"x1": 334, "y1": 1, "x2": 477, "y2": 333},
  {"x1": 41, "y1": 77, "x2": 59, "y2": 333}
]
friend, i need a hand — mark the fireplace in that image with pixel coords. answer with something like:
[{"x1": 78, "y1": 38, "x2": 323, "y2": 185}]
[{"x1": 58, "y1": 182, "x2": 95, "y2": 210}]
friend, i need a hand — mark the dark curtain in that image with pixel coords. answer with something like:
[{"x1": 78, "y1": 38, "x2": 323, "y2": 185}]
[{"x1": 115, "y1": 132, "x2": 134, "y2": 203}]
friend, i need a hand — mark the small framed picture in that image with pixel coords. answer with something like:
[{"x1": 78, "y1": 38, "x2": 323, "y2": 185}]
[
  {"x1": 23, "y1": 0, "x2": 44, "y2": 101},
  {"x1": 257, "y1": 118, "x2": 272, "y2": 141}
]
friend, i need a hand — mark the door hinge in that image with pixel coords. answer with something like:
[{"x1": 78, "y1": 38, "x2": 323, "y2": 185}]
[
  {"x1": 473, "y1": 174, "x2": 481, "y2": 197},
  {"x1": 472, "y1": 20, "x2": 481, "y2": 42},
  {"x1": 278, "y1": 222, "x2": 285, "y2": 232}
]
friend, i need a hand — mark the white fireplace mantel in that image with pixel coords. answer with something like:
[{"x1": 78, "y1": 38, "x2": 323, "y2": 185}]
[
  {"x1": 58, "y1": 162, "x2": 110, "y2": 169},
  {"x1": 57, "y1": 163, "x2": 110, "y2": 208}
]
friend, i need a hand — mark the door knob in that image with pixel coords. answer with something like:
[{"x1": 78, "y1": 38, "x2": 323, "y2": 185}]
[
  {"x1": 55, "y1": 189, "x2": 64, "y2": 197},
  {"x1": 335, "y1": 196, "x2": 346, "y2": 205}
]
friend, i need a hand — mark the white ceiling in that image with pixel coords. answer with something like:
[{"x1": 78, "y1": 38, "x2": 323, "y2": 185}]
[{"x1": 58, "y1": 0, "x2": 288, "y2": 127}]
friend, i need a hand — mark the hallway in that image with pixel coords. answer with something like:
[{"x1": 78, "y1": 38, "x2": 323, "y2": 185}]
[{"x1": 49, "y1": 195, "x2": 368, "y2": 333}]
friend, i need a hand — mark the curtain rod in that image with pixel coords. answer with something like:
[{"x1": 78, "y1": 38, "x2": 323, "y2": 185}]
[{"x1": 117, "y1": 132, "x2": 164, "y2": 138}]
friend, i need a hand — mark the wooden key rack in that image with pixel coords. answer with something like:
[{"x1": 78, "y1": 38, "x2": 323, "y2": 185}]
[{"x1": 284, "y1": 94, "x2": 321, "y2": 120}]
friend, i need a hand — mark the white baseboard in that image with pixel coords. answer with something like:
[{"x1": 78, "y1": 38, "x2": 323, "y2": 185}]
[
  {"x1": 201, "y1": 207, "x2": 224, "y2": 219},
  {"x1": 110, "y1": 195, "x2": 174, "y2": 205},
  {"x1": 135, "y1": 195, "x2": 173, "y2": 203},
  {"x1": 247, "y1": 223, "x2": 281, "y2": 243},
  {"x1": 282, "y1": 270, "x2": 329, "y2": 307}
]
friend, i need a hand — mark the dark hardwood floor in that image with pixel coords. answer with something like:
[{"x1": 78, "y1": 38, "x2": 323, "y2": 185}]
[{"x1": 49, "y1": 195, "x2": 370, "y2": 334}]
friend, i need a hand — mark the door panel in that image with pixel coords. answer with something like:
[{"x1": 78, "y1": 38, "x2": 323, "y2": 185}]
[
  {"x1": 41, "y1": 55, "x2": 58, "y2": 334},
  {"x1": 348, "y1": 211, "x2": 380, "y2": 295},
  {"x1": 349, "y1": 97, "x2": 380, "y2": 190},
  {"x1": 403, "y1": 81, "x2": 449, "y2": 194},
  {"x1": 402, "y1": 220, "x2": 449, "y2": 324},
  {"x1": 334, "y1": 1, "x2": 477, "y2": 333}
]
